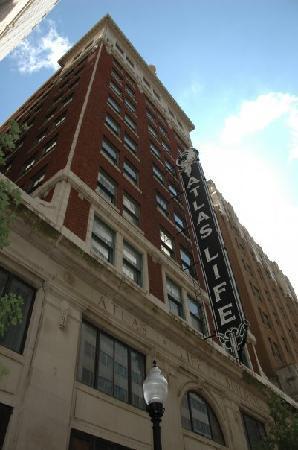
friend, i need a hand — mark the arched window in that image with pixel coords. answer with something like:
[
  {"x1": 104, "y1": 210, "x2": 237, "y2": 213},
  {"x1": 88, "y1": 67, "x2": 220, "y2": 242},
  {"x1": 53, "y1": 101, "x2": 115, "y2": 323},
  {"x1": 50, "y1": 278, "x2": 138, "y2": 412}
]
[{"x1": 181, "y1": 391, "x2": 225, "y2": 445}]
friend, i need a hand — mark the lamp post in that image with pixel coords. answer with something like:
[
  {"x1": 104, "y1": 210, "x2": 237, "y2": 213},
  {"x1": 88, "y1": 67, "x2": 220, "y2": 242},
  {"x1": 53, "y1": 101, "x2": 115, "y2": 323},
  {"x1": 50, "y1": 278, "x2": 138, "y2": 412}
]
[{"x1": 143, "y1": 361, "x2": 168, "y2": 450}]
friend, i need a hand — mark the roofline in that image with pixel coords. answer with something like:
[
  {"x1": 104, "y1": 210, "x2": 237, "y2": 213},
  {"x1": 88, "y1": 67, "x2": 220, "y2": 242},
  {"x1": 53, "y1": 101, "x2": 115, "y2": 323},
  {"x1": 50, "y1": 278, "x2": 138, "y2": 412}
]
[{"x1": 58, "y1": 15, "x2": 195, "y2": 132}]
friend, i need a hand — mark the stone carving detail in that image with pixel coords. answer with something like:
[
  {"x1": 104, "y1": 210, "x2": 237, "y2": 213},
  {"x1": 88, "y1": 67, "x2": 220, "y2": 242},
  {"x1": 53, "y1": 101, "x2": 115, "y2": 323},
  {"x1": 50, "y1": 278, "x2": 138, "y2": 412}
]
[{"x1": 59, "y1": 300, "x2": 70, "y2": 329}]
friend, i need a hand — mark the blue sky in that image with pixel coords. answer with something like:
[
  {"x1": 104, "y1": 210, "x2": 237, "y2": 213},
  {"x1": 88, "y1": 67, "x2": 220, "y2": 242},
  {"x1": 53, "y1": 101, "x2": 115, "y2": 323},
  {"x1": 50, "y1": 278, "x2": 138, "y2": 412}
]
[{"x1": 1, "y1": 0, "x2": 298, "y2": 292}]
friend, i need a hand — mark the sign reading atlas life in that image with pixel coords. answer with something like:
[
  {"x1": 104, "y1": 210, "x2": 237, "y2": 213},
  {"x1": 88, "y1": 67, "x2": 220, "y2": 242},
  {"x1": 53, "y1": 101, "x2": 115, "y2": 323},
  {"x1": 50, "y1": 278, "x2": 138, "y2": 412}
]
[{"x1": 177, "y1": 148, "x2": 247, "y2": 355}]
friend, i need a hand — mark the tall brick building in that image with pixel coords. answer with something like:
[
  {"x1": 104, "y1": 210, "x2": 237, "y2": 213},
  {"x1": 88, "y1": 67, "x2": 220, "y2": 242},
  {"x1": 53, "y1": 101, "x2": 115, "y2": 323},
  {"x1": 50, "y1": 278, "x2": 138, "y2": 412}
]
[
  {"x1": 0, "y1": 15, "x2": 297, "y2": 450},
  {"x1": 209, "y1": 181, "x2": 298, "y2": 399}
]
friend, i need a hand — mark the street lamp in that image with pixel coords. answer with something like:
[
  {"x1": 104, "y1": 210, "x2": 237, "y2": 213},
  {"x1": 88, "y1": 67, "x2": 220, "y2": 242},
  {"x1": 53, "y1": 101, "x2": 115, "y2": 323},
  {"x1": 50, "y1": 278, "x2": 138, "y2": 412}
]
[{"x1": 143, "y1": 361, "x2": 168, "y2": 450}]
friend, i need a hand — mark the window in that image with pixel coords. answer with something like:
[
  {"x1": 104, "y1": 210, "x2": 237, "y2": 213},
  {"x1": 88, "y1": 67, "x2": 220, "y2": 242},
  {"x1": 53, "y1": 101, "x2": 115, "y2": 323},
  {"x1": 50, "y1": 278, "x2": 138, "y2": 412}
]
[
  {"x1": 62, "y1": 94, "x2": 73, "y2": 107},
  {"x1": 153, "y1": 165, "x2": 164, "y2": 184},
  {"x1": 169, "y1": 184, "x2": 179, "y2": 199},
  {"x1": 110, "y1": 81, "x2": 122, "y2": 97},
  {"x1": 123, "y1": 193, "x2": 140, "y2": 225},
  {"x1": 188, "y1": 296, "x2": 206, "y2": 334},
  {"x1": 28, "y1": 168, "x2": 46, "y2": 193},
  {"x1": 181, "y1": 392, "x2": 225, "y2": 445},
  {"x1": 124, "y1": 134, "x2": 137, "y2": 153},
  {"x1": 101, "y1": 138, "x2": 119, "y2": 165},
  {"x1": 97, "y1": 170, "x2": 117, "y2": 204},
  {"x1": 111, "y1": 69, "x2": 123, "y2": 85},
  {"x1": 180, "y1": 248, "x2": 195, "y2": 277},
  {"x1": 126, "y1": 55, "x2": 134, "y2": 68},
  {"x1": 122, "y1": 242, "x2": 143, "y2": 286},
  {"x1": 78, "y1": 321, "x2": 145, "y2": 409},
  {"x1": 161, "y1": 229, "x2": 174, "y2": 258},
  {"x1": 166, "y1": 278, "x2": 183, "y2": 317},
  {"x1": 69, "y1": 429, "x2": 134, "y2": 450},
  {"x1": 125, "y1": 84, "x2": 135, "y2": 98},
  {"x1": 44, "y1": 139, "x2": 56, "y2": 155},
  {"x1": 124, "y1": 114, "x2": 137, "y2": 132},
  {"x1": 0, "y1": 266, "x2": 35, "y2": 353},
  {"x1": 143, "y1": 77, "x2": 150, "y2": 88},
  {"x1": 150, "y1": 143, "x2": 160, "y2": 159},
  {"x1": 146, "y1": 109, "x2": 156, "y2": 124},
  {"x1": 174, "y1": 213, "x2": 186, "y2": 234},
  {"x1": 46, "y1": 108, "x2": 56, "y2": 121},
  {"x1": 159, "y1": 125, "x2": 167, "y2": 138},
  {"x1": 123, "y1": 160, "x2": 138, "y2": 185},
  {"x1": 55, "y1": 115, "x2": 65, "y2": 127},
  {"x1": 23, "y1": 156, "x2": 36, "y2": 172},
  {"x1": 242, "y1": 413, "x2": 266, "y2": 450},
  {"x1": 148, "y1": 125, "x2": 158, "y2": 139},
  {"x1": 124, "y1": 98, "x2": 136, "y2": 113},
  {"x1": 105, "y1": 115, "x2": 120, "y2": 136},
  {"x1": 0, "y1": 403, "x2": 13, "y2": 448},
  {"x1": 107, "y1": 96, "x2": 121, "y2": 114},
  {"x1": 165, "y1": 160, "x2": 175, "y2": 176},
  {"x1": 162, "y1": 141, "x2": 170, "y2": 153},
  {"x1": 37, "y1": 131, "x2": 47, "y2": 143},
  {"x1": 115, "y1": 42, "x2": 124, "y2": 55},
  {"x1": 156, "y1": 193, "x2": 168, "y2": 215},
  {"x1": 91, "y1": 217, "x2": 115, "y2": 263}
]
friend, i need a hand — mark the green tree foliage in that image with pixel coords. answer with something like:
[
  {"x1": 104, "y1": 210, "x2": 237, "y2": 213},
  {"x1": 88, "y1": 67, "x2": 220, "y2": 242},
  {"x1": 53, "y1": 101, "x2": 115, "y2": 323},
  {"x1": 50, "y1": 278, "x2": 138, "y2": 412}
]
[
  {"x1": 0, "y1": 121, "x2": 25, "y2": 351},
  {"x1": 258, "y1": 395, "x2": 298, "y2": 450}
]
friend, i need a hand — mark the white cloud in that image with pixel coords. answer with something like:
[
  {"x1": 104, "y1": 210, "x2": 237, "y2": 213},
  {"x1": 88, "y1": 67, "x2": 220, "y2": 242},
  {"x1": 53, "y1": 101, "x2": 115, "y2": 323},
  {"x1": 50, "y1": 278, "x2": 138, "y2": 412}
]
[
  {"x1": 191, "y1": 92, "x2": 298, "y2": 294},
  {"x1": 11, "y1": 20, "x2": 71, "y2": 73},
  {"x1": 220, "y1": 92, "x2": 298, "y2": 156}
]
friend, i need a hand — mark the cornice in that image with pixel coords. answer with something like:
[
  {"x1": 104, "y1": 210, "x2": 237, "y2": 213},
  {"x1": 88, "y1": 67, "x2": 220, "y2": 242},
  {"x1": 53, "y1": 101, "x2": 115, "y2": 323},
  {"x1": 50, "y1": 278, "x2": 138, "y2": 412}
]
[{"x1": 58, "y1": 14, "x2": 194, "y2": 136}]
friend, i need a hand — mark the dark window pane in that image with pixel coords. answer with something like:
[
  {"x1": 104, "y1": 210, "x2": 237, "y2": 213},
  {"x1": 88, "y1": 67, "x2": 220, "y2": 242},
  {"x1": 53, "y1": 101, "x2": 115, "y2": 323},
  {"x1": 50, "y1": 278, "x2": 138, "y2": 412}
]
[
  {"x1": 131, "y1": 351, "x2": 145, "y2": 409},
  {"x1": 97, "y1": 333, "x2": 114, "y2": 396},
  {"x1": 0, "y1": 269, "x2": 8, "y2": 297},
  {"x1": 181, "y1": 392, "x2": 225, "y2": 446},
  {"x1": 0, "y1": 275, "x2": 35, "y2": 353},
  {"x1": 189, "y1": 393, "x2": 212, "y2": 439},
  {"x1": 181, "y1": 394, "x2": 191, "y2": 431},
  {"x1": 77, "y1": 322, "x2": 96, "y2": 387},
  {"x1": 0, "y1": 403, "x2": 12, "y2": 449},
  {"x1": 78, "y1": 323, "x2": 144, "y2": 409},
  {"x1": 69, "y1": 429, "x2": 134, "y2": 450},
  {"x1": 114, "y1": 342, "x2": 128, "y2": 403},
  {"x1": 243, "y1": 413, "x2": 266, "y2": 450}
]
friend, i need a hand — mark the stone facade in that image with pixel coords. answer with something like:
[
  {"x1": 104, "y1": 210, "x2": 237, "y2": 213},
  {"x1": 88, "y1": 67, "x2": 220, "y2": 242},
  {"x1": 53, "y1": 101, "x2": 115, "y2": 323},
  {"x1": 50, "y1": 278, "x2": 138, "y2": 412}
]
[{"x1": 0, "y1": 15, "x2": 297, "y2": 450}]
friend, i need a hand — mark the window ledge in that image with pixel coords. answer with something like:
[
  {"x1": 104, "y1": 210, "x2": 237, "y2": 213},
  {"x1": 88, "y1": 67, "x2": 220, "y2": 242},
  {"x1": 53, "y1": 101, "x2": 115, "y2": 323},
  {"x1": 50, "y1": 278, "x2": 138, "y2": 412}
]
[
  {"x1": 183, "y1": 429, "x2": 228, "y2": 449},
  {"x1": 100, "y1": 150, "x2": 121, "y2": 172},
  {"x1": 124, "y1": 146, "x2": 140, "y2": 162},
  {"x1": 123, "y1": 173, "x2": 142, "y2": 194},
  {"x1": 0, "y1": 345, "x2": 24, "y2": 364},
  {"x1": 104, "y1": 123, "x2": 122, "y2": 144},
  {"x1": 75, "y1": 381, "x2": 147, "y2": 418}
]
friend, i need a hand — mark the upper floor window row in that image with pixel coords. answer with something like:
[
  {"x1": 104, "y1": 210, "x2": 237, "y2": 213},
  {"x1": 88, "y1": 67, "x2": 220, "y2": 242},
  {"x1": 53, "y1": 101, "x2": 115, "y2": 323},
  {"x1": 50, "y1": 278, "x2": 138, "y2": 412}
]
[
  {"x1": 91, "y1": 215, "x2": 143, "y2": 287},
  {"x1": 89, "y1": 217, "x2": 204, "y2": 332}
]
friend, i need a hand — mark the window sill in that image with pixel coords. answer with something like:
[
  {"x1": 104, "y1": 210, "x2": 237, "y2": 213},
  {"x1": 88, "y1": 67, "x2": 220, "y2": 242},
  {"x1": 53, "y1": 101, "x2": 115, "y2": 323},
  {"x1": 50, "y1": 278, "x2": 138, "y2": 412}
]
[
  {"x1": 100, "y1": 150, "x2": 121, "y2": 172},
  {"x1": 0, "y1": 345, "x2": 24, "y2": 364},
  {"x1": 183, "y1": 429, "x2": 228, "y2": 450},
  {"x1": 123, "y1": 173, "x2": 142, "y2": 194},
  {"x1": 124, "y1": 145, "x2": 140, "y2": 162},
  {"x1": 104, "y1": 123, "x2": 122, "y2": 144},
  {"x1": 75, "y1": 381, "x2": 147, "y2": 418}
]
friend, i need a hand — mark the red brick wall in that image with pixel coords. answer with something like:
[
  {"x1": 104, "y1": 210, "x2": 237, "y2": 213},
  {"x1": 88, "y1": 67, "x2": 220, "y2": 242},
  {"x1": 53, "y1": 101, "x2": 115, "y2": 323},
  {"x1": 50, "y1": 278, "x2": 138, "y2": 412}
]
[{"x1": 64, "y1": 187, "x2": 90, "y2": 240}]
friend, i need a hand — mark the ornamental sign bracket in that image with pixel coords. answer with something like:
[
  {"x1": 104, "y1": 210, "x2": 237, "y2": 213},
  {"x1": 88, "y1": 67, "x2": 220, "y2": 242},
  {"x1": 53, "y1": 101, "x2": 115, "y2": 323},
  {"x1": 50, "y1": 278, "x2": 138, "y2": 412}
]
[{"x1": 177, "y1": 148, "x2": 248, "y2": 357}]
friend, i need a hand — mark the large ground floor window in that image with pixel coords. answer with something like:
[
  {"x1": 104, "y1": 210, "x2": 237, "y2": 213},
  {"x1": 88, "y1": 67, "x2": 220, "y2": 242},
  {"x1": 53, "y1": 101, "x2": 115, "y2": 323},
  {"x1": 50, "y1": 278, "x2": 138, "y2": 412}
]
[
  {"x1": 0, "y1": 402, "x2": 12, "y2": 449},
  {"x1": 69, "y1": 429, "x2": 133, "y2": 450}
]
